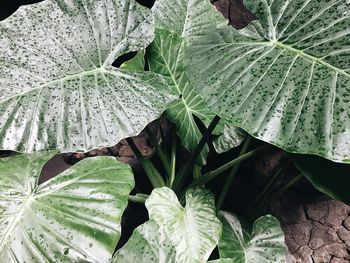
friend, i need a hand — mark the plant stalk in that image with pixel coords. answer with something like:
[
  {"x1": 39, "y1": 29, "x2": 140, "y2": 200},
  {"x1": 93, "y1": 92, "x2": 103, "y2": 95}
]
[
  {"x1": 126, "y1": 137, "x2": 166, "y2": 188},
  {"x1": 216, "y1": 136, "x2": 252, "y2": 210},
  {"x1": 128, "y1": 193, "x2": 149, "y2": 203},
  {"x1": 169, "y1": 128, "x2": 177, "y2": 187},
  {"x1": 144, "y1": 126, "x2": 171, "y2": 176},
  {"x1": 276, "y1": 173, "x2": 304, "y2": 196},
  {"x1": 189, "y1": 144, "x2": 271, "y2": 188},
  {"x1": 172, "y1": 115, "x2": 221, "y2": 194}
]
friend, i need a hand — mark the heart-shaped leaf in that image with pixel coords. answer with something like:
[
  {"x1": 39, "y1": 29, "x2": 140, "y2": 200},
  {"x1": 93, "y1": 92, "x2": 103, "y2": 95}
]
[
  {"x1": 0, "y1": 152, "x2": 134, "y2": 262},
  {"x1": 216, "y1": 211, "x2": 286, "y2": 263},
  {"x1": 113, "y1": 220, "x2": 176, "y2": 263},
  {"x1": 0, "y1": 0, "x2": 176, "y2": 152},
  {"x1": 144, "y1": 187, "x2": 222, "y2": 263},
  {"x1": 187, "y1": 0, "x2": 350, "y2": 163}
]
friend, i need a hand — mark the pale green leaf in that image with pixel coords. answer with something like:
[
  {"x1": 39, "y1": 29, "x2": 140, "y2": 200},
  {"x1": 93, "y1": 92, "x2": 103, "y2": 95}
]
[
  {"x1": 152, "y1": 0, "x2": 227, "y2": 44},
  {"x1": 187, "y1": 0, "x2": 350, "y2": 163},
  {"x1": 113, "y1": 220, "x2": 176, "y2": 263},
  {"x1": 0, "y1": 0, "x2": 176, "y2": 153},
  {"x1": 145, "y1": 187, "x2": 222, "y2": 263},
  {"x1": 0, "y1": 152, "x2": 134, "y2": 263},
  {"x1": 217, "y1": 211, "x2": 286, "y2": 263}
]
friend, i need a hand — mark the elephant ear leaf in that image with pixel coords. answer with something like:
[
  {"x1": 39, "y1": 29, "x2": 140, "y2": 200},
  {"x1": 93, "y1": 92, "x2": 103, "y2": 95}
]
[
  {"x1": 0, "y1": 153, "x2": 134, "y2": 263},
  {"x1": 187, "y1": 0, "x2": 350, "y2": 163},
  {"x1": 0, "y1": 0, "x2": 176, "y2": 153},
  {"x1": 144, "y1": 187, "x2": 222, "y2": 263},
  {"x1": 148, "y1": 1, "x2": 244, "y2": 163},
  {"x1": 112, "y1": 220, "x2": 176, "y2": 263},
  {"x1": 152, "y1": 0, "x2": 227, "y2": 43},
  {"x1": 216, "y1": 212, "x2": 286, "y2": 263}
]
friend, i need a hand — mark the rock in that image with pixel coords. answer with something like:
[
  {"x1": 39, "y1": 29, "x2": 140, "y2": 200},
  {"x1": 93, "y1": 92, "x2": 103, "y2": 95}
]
[
  {"x1": 312, "y1": 246, "x2": 332, "y2": 263},
  {"x1": 343, "y1": 217, "x2": 350, "y2": 231},
  {"x1": 337, "y1": 226, "x2": 350, "y2": 248},
  {"x1": 330, "y1": 257, "x2": 350, "y2": 263}
]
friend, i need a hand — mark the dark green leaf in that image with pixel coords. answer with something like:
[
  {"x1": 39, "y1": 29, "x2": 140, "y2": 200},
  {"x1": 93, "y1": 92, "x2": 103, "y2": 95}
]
[{"x1": 292, "y1": 154, "x2": 350, "y2": 204}]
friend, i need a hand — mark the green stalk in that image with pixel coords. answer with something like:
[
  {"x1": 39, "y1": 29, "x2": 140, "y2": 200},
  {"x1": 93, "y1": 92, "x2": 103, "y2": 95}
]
[
  {"x1": 189, "y1": 144, "x2": 271, "y2": 188},
  {"x1": 193, "y1": 165, "x2": 201, "y2": 180},
  {"x1": 128, "y1": 193, "x2": 149, "y2": 204},
  {"x1": 276, "y1": 173, "x2": 304, "y2": 196},
  {"x1": 216, "y1": 136, "x2": 252, "y2": 210},
  {"x1": 144, "y1": 126, "x2": 171, "y2": 176},
  {"x1": 126, "y1": 137, "x2": 166, "y2": 188},
  {"x1": 157, "y1": 119, "x2": 166, "y2": 146},
  {"x1": 255, "y1": 160, "x2": 290, "y2": 202},
  {"x1": 169, "y1": 128, "x2": 177, "y2": 187},
  {"x1": 172, "y1": 116, "x2": 221, "y2": 194}
]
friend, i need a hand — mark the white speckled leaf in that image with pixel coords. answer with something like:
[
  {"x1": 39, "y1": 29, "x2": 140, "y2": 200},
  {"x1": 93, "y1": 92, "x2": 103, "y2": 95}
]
[
  {"x1": 152, "y1": 0, "x2": 226, "y2": 44},
  {"x1": 187, "y1": 0, "x2": 350, "y2": 163},
  {"x1": 0, "y1": 0, "x2": 176, "y2": 153},
  {"x1": 217, "y1": 212, "x2": 286, "y2": 263},
  {"x1": 0, "y1": 152, "x2": 134, "y2": 263},
  {"x1": 145, "y1": 187, "x2": 222, "y2": 263},
  {"x1": 113, "y1": 220, "x2": 176, "y2": 263}
]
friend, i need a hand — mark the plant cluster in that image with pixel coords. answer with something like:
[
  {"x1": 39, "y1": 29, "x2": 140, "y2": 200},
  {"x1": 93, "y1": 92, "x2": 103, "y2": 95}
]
[{"x1": 0, "y1": 0, "x2": 349, "y2": 262}]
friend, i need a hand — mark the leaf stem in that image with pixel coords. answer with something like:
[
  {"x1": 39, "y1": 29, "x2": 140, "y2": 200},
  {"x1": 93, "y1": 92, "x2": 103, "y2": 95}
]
[
  {"x1": 172, "y1": 115, "x2": 221, "y2": 194},
  {"x1": 126, "y1": 137, "x2": 165, "y2": 188},
  {"x1": 216, "y1": 136, "x2": 252, "y2": 210},
  {"x1": 189, "y1": 144, "x2": 271, "y2": 188},
  {"x1": 169, "y1": 128, "x2": 177, "y2": 187},
  {"x1": 276, "y1": 173, "x2": 304, "y2": 196},
  {"x1": 128, "y1": 193, "x2": 149, "y2": 203},
  {"x1": 144, "y1": 126, "x2": 171, "y2": 176}
]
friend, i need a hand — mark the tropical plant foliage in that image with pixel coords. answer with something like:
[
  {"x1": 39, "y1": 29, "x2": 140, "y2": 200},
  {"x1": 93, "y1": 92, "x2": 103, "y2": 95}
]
[
  {"x1": 0, "y1": 152, "x2": 134, "y2": 262},
  {"x1": 187, "y1": 0, "x2": 350, "y2": 163},
  {"x1": 115, "y1": 187, "x2": 222, "y2": 262},
  {"x1": 0, "y1": 0, "x2": 175, "y2": 152},
  {"x1": 1, "y1": 0, "x2": 350, "y2": 262}
]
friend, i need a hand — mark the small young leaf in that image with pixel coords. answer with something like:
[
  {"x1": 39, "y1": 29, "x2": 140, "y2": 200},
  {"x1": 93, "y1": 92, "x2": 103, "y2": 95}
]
[
  {"x1": 217, "y1": 211, "x2": 286, "y2": 263},
  {"x1": 145, "y1": 187, "x2": 222, "y2": 263},
  {"x1": 0, "y1": 153, "x2": 134, "y2": 263},
  {"x1": 113, "y1": 221, "x2": 176, "y2": 263}
]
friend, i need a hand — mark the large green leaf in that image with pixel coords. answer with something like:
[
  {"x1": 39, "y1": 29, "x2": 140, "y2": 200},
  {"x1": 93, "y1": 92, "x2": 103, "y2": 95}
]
[
  {"x1": 144, "y1": 187, "x2": 222, "y2": 263},
  {"x1": 152, "y1": 0, "x2": 227, "y2": 44},
  {"x1": 292, "y1": 154, "x2": 350, "y2": 205},
  {"x1": 147, "y1": 28, "x2": 219, "y2": 163},
  {"x1": 0, "y1": 152, "x2": 134, "y2": 262},
  {"x1": 0, "y1": 0, "x2": 176, "y2": 153},
  {"x1": 187, "y1": 0, "x2": 350, "y2": 163},
  {"x1": 217, "y1": 212, "x2": 286, "y2": 263},
  {"x1": 149, "y1": 1, "x2": 244, "y2": 161},
  {"x1": 113, "y1": 220, "x2": 176, "y2": 263}
]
